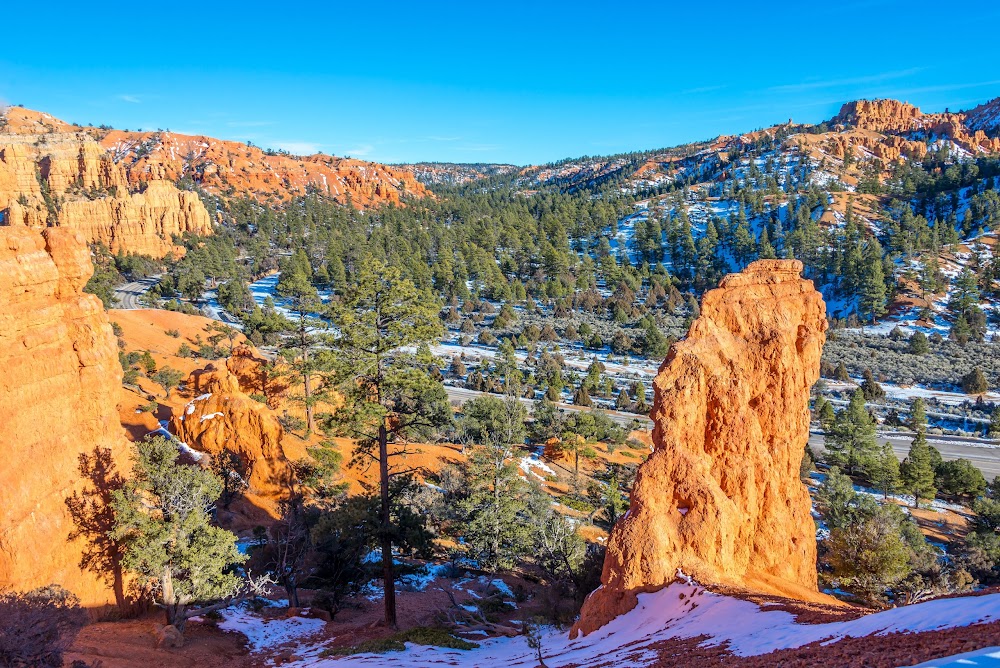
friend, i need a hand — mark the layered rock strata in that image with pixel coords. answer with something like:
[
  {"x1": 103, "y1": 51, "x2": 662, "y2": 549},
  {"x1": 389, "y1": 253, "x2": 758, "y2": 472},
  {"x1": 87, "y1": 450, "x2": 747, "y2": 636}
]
[{"x1": 0, "y1": 227, "x2": 131, "y2": 607}]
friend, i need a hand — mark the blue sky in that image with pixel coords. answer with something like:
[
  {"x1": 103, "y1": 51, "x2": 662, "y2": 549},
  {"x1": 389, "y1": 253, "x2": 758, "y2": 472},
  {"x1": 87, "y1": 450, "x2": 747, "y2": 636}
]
[{"x1": 2, "y1": 1, "x2": 999, "y2": 165}]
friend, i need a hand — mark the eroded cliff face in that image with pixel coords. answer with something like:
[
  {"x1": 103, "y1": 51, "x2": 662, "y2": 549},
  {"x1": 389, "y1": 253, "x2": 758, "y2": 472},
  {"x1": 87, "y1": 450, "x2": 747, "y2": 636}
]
[
  {"x1": 574, "y1": 259, "x2": 828, "y2": 636},
  {"x1": 0, "y1": 227, "x2": 131, "y2": 608},
  {"x1": 0, "y1": 108, "x2": 212, "y2": 257},
  {"x1": 831, "y1": 99, "x2": 1000, "y2": 154},
  {"x1": 99, "y1": 128, "x2": 427, "y2": 208},
  {"x1": 170, "y1": 358, "x2": 292, "y2": 499}
]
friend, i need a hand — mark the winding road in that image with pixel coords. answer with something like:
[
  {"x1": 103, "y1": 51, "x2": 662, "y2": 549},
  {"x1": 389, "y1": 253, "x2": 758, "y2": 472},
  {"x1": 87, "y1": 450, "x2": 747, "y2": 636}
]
[{"x1": 113, "y1": 275, "x2": 161, "y2": 309}]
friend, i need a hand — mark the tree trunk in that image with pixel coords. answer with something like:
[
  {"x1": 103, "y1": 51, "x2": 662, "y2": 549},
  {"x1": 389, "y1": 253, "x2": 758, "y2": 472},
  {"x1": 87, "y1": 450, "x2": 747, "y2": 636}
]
[
  {"x1": 379, "y1": 420, "x2": 397, "y2": 628},
  {"x1": 111, "y1": 559, "x2": 125, "y2": 612},
  {"x1": 304, "y1": 369, "x2": 314, "y2": 433},
  {"x1": 161, "y1": 569, "x2": 188, "y2": 631},
  {"x1": 300, "y1": 316, "x2": 315, "y2": 434}
]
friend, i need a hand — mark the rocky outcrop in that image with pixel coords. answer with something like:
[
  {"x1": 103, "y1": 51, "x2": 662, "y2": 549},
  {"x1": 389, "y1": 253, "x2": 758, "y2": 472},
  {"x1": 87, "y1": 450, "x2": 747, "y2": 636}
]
[
  {"x1": 965, "y1": 97, "x2": 1000, "y2": 137},
  {"x1": 170, "y1": 359, "x2": 292, "y2": 498},
  {"x1": 833, "y1": 99, "x2": 924, "y2": 134},
  {"x1": 0, "y1": 227, "x2": 131, "y2": 608},
  {"x1": 832, "y1": 99, "x2": 1000, "y2": 154},
  {"x1": 99, "y1": 129, "x2": 428, "y2": 208},
  {"x1": 0, "y1": 107, "x2": 212, "y2": 257},
  {"x1": 574, "y1": 259, "x2": 827, "y2": 636}
]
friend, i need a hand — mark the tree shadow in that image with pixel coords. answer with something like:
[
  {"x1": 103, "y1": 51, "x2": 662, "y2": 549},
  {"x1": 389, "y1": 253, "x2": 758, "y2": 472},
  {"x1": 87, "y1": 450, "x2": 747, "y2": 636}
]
[{"x1": 65, "y1": 446, "x2": 129, "y2": 613}]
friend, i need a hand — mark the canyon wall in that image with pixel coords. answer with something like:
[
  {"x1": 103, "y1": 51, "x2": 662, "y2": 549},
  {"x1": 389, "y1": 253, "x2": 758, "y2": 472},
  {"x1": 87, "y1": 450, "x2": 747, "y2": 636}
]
[
  {"x1": 0, "y1": 108, "x2": 212, "y2": 257},
  {"x1": 0, "y1": 226, "x2": 131, "y2": 608},
  {"x1": 99, "y1": 128, "x2": 427, "y2": 207},
  {"x1": 832, "y1": 99, "x2": 1000, "y2": 153},
  {"x1": 574, "y1": 259, "x2": 827, "y2": 636}
]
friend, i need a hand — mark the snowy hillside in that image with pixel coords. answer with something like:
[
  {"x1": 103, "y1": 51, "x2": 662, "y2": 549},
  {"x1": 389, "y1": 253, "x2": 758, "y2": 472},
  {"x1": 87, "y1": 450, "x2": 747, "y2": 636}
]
[{"x1": 217, "y1": 581, "x2": 1000, "y2": 667}]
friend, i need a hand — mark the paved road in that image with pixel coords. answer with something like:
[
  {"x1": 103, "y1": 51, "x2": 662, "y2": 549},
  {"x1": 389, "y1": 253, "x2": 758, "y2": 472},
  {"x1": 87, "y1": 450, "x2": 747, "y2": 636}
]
[
  {"x1": 107, "y1": 276, "x2": 1000, "y2": 479},
  {"x1": 443, "y1": 387, "x2": 1000, "y2": 477},
  {"x1": 809, "y1": 431, "x2": 1000, "y2": 480},
  {"x1": 113, "y1": 275, "x2": 161, "y2": 309}
]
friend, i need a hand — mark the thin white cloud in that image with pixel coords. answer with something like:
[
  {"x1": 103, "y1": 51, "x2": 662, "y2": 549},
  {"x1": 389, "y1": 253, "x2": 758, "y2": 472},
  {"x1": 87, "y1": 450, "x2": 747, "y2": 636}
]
[
  {"x1": 424, "y1": 135, "x2": 462, "y2": 142},
  {"x1": 340, "y1": 144, "x2": 374, "y2": 157},
  {"x1": 272, "y1": 141, "x2": 321, "y2": 155},
  {"x1": 227, "y1": 120, "x2": 275, "y2": 128},
  {"x1": 683, "y1": 85, "x2": 725, "y2": 94},
  {"x1": 768, "y1": 68, "x2": 922, "y2": 93},
  {"x1": 117, "y1": 94, "x2": 141, "y2": 104}
]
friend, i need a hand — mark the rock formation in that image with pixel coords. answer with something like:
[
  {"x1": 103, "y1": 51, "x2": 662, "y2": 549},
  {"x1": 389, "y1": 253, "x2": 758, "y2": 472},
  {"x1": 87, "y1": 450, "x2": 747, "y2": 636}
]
[
  {"x1": 99, "y1": 128, "x2": 427, "y2": 208},
  {"x1": 0, "y1": 226, "x2": 131, "y2": 608},
  {"x1": 832, "y1": 99, "x2": 1000, "y2": 154},
  {"x1": 574, "y1": 259, "x2": 827, "y2": 636},
  {"x1": 170, "y1": 358, "x2": 292, "y2": 498},
  {"x1": 0, "y1": 107, "x2": 213, "y2": 257}
]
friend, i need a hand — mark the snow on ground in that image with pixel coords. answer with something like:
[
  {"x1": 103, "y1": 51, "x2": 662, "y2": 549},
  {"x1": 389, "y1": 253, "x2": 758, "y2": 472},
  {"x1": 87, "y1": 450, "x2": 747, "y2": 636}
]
[
  {"x1": 276, "y1": 582, "x2": 1000, "y2": 667},
  {"x1": 398, "y1": 563, "x2": 452, "y2": 592},
  {"x1": 519, "y1": 446, "x2": 556, "y2": 479},
  {"x1": 824, "y1": 377, "x2": 1000, "y2": 410},
  {"x1": 907, "y1": 647, "x2": 1000, "y2": 667},
  {"x1": 219, "y1": 603, "x2": 326, "y2": 653}
]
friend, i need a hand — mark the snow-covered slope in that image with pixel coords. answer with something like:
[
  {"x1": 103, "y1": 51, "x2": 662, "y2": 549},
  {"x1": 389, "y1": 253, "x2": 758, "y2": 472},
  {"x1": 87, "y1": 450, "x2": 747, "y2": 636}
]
[{"x1": 218, "y1": 581, "x2": 1000, "y2": 667}]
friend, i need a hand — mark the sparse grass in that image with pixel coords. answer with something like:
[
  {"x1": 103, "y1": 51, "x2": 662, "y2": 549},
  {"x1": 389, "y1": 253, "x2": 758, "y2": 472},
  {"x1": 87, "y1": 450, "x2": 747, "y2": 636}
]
[{"x1": 323, "y1": 626, "x2": 479, "y2": 656}]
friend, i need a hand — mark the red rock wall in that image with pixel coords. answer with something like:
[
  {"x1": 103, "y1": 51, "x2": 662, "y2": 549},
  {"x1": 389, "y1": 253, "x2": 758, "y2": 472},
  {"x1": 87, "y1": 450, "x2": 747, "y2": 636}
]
[
  {"x1": 0, "y1": 227, "x2": 131, "y2": 608},
  {"x1": 574, "y1": 260, "x2": 828, "y2": 636},
  {"x1": 0, "y1": 108, "x2": 213, "y2": 257}
]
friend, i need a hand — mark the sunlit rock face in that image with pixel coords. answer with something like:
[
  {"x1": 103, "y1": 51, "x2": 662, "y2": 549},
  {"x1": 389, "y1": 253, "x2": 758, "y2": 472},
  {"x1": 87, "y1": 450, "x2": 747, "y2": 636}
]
[
  {"x1": 574, "y1": 259, "x2": 828, "y2": 636},
  {"x1": 0, "y1": 227, "x2": 131, "y2": 608}
]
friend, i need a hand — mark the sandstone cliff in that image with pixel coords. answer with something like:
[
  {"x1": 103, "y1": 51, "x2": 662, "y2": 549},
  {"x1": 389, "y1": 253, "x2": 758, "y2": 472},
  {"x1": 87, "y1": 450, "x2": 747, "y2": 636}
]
[
  {"x1": 99, "y1": 128, "x2": 427, "y2": 208},
  {"x1": 0, "y1": 107, "x2": 213, "y2": 257},
  {"x1": 170, "y1": 358, "x2": 292, "y2": 499},
  {"x1": 832, "y1": 99, "x2": 1000, "y2": 154},
  {"x1": 574, "y1": 259, "x2": 828, "y2": 636},
  {"x1": 0, "y1": 227, "x2": 131, "y2": 608}
]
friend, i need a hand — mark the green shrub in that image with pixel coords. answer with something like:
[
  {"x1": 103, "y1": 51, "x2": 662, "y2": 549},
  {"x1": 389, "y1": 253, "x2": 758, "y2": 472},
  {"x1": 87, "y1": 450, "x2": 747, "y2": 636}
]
[{"x1": 325, "y1": 627, "x2": 478, "y2": 655}]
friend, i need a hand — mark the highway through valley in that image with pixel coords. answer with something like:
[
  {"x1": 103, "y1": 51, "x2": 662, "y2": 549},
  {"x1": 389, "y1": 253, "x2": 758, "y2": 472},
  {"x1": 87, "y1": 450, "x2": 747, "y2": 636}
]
[{"x1": 109, "y1": 276, "x2": 1000, "y2": 480}]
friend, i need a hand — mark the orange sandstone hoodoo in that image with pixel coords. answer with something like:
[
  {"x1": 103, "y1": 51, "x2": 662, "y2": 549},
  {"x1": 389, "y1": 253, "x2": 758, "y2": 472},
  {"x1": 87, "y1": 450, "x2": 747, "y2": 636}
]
[
  {"x1": 0, "y1": 227, "x2": 132, "y2": 609},
  {"x1": 170, "y1": 359, "x2": 293, "y2": 500},
  {"x1": 573, "y1": 259, "x2": 828, "y2": 636}
]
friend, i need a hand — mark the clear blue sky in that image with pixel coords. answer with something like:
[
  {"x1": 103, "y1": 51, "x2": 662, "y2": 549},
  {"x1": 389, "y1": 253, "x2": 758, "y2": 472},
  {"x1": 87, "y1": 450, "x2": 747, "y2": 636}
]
[{"x1": 3, "y1": 1, "x2": 998, "y2": 165}]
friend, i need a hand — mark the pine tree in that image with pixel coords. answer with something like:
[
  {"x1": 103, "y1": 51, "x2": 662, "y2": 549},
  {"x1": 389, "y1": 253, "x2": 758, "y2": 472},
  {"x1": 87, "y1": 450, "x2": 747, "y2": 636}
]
[
  {"x1": 277, "y1": 269, "x2": 327, "y2": 433},
  {"x1": 962, "y1": 366, "x2": 989, "y2": 395},
  {"x1": 826, "y1": 389, "x2": 879, "y2": 476},
  {"x1": 901, "y1": 433, "x2": 937, "y2": 508},
  {"x1": 758, "y1": 226, "x2": 777, "y2": 259},
  {"x1": 859, "y1": 239, "x2": 888, "y2": 324},
  {"x1": 871, "y1": 442, "x2": 900, "y2": 499},
  {"x1": 111, "y1": 437, "x2": 253, "y2": 633},
  {"x1": 324, "y1": 259, "x2": 452, "y2": 628},
  {"x1": 910, "y1": 398, "x2": 928, "y2": 435},
  {"x1": 860, "y1": 368, "x2": 885, "y2": 401},
  {"x1": 455, "y1": 397, "x2": 534, "y2": 571},
  {"x1": 908, "y1": 331, "x2": 930, "y2": 355}
]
